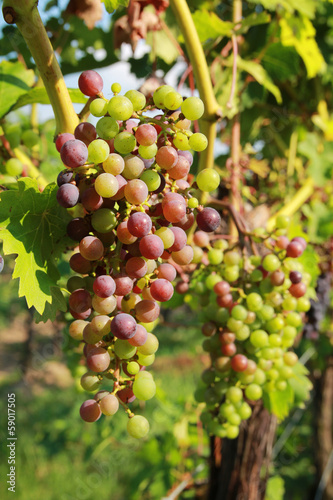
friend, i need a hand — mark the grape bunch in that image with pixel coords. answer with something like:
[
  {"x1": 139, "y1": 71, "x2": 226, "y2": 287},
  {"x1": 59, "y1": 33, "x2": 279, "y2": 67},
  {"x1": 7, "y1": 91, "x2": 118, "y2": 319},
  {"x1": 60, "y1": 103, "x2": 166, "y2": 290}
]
[
  {"x1": 55, "y1": 70, "x2": 221, "y2": 438},
  {"x1": 184, "y1": 216, "x2": 312, "y2": 439}
]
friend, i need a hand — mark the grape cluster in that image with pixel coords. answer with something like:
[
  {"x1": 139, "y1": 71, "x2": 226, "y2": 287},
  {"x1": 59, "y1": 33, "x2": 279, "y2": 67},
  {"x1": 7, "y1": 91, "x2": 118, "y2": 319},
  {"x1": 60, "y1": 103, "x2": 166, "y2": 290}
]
[
  {"x1": 185, "y1": 216, "x2": 312, "y2": 439},
  {"x1": 55, "y1": 70, "x2": 221, "y2": 438}
]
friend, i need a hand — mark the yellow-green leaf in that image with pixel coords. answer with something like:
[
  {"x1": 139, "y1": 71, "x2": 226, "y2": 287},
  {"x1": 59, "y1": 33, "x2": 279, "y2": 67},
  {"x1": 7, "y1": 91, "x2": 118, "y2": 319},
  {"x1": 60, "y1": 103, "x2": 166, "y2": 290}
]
[{"x1": 279, "y1": 14, "x2": 326, "y2": 79}]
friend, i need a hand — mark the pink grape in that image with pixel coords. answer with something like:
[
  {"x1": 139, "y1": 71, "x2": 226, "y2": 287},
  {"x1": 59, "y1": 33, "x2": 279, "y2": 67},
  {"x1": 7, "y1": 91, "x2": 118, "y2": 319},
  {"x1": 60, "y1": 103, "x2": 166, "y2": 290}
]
[
  {"x1": 80, "y1": 399, "x2": 102, "y2": 422},
  {"x1": 78, "y1": 70, "x2": 103, "y2": 96},
  {"x1": 111, "y1": 313, "x2": 137, "y2": 339},
  {"x1": 150, "y1": 279, "x2": 174, "y2": 302}
]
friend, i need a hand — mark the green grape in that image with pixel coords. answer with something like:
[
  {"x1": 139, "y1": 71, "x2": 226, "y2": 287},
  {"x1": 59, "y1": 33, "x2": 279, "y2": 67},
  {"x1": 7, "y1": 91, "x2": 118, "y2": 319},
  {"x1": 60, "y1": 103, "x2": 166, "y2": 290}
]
[
  {"x1": 227, "y1": 413, "x2": 242, "y2": 426},
  {"x1": 125, "y1": 90, "x2": 146, "y2": 111},
  {"x1": 88, "y1": 139, "x2": 111, "y2": 164},
  {"x1": 296, "y1": 297, "x2": 311, "y2": 312},
  {"x1": 80, "y1": 372, "x2": 101, "y2": 392},
  {"x1": 262, "y1": 254, "x2": 281, "y2": 272},
  {"x1": 107, "y1": 95, "x2": 133, "y2": 121},
  {"x1": 91, "y1": 208, "x2": 117, "y2": 233},
  {"x1": 257, "y1": 305, "x2": 275, "y2": 321},
  {"x1": 114, "y1": 339, "x2": 137, "y2": 359},
  {"x1": 173, "y1": 132, "x2": 189, "y2": 150},
  {"x1": 5, "y1": 158, "x2": 23, "y2": 176},
  {"x1": 250, "y1": 255, "x2": 262, "y2": 266},
  {"x1": 181, "y1": 96, "x2": 204, "y2": 120},
  {"x1": 196, "y1": 168, "x2": 220, "y2": 192},
  {"x1": 285, "y1": 312, "x2": 302, "y2": 327},
  {"x1": 238, "y1": 402, "x2": 252, "y2": 420},
  {"x1": 268, "y1": 334, "x2": 282, "y2": 347},
  {"x1": 214, "y1": 239, "x2": 228, "y2": 250},
  {"x1": 103, "y1": 153, "x2": 124, "y2": 175},
  {"x1": 95, "y1": 173, "x2": 119, "y2": 197},
  {"x1": 140, "y1": 169, "x2": 161, "y2": 191},
  {"x1": 237, "y1": 372, "x2": 254, "y2": 384},
  {"x1": 250, "y1": 329, "x2": 268, "y2": 348},
  {"x1": 276, "y1": 380, "x2": 287, "y2": 391},
  {"x1": 96, "y1": 116, "x2": 119, "y2": 140},
  {"x1": 245, "y1": 384, "x2": 262, "y2": 400},
  {"x1": 138, "y1": 143, "x2": 158, "y2": 159},
  {"x1": 111, "y1": 82, "x2": 121, "y2": 93},
  {"x1": 189, "y1": 133, "x2": 208, "y2": 152},
  {"x1": 266, "y1": 316, "x2": 284, "y2": 333},
  {"x1": 224, "y1": 251, "x2": 241, "y2": 266},
  {"x1": 133, "y1": 376, "x2": 156, "y2": 400},
  {"x1": 123, "y1": 154, "x2": 145, "y2": 179},
  {"x1": 246, "y1": 293, "x2": 263, "y2": 311},
  {"x1": 278, "y1": 366, "x2": 293, "y2": 379},
  {"x1": 192, "y1": 245, "x2": 204, "y2": 263},
  {"x1": 135, "y1": 371, "x2": 153, "y2": 381},
  {"x1": 223, "y1": 266, "x2": 239, "y2": 282},
  {"x1": 226, "y1": 425, "x2": 239, "y2": 439},
  {"x1": 253, "y1": 368, "x2": 266, "y2": 385},
  {"x1": 281, "y1": 325, "x2": 297, "y2": 340},
  {"x1": 219, "y1": 402, "x2": 235, "y2": 418},
  {"x1": 231, "y1": 305, "x2": 248, "y2": 321},
  {"x1": 226, "y1": 386, "x2": 243, "y2": 404},
  {"x1": 127, "y1": 415, "x2": 149, "y2": 438},
  {"x1": 155, "y1": 227, "x2": 175, "y2": 248},
  {"x1": 235, "y1": 324, "x2": 250, "y2": 341},
  {"x1": 195, "y1": 387, "x2": 206, "y2": 403},
  {"x1": 114, "y1": 131, "x2": 136, "y2": 154},
  {"x1": 283, "y1": 352, "x2": 298, "y2": 366},
  {"x1": 153, "y1": 85, "x2": 174, "y2": 108},
  {"x1": 261, "y1": 347, "x2": 275, "y2": 360},
  {"x1": 188, "y1": 197, "x2": 199, "y2": 209},
  {"x1": 137, "y1": 332, "x2": 159, "y2": 355},
  {"x1": 137, "y1": 352, "x2": 155, "y2": 366},
  {"x1": 22, "y1": 130, "x2": 39, "y2": 148},
  {"x1": 207, "y1": 248, "x2": 223, "y2": 265},
  {"x1": 90, "y1": 98, "x2": 108, "y2": 117},
  {"x1": 215, "y1": 307, "x2": 230, "y2": 324},
  {"x1": 164, "y1": 91, "x2": 183, "y2": 110},
  {"x1": 227, "y1": 317, "x2": 243, "y2": 332},
  {"x1": 205, "y1": 273, "x2": 223, "y2": 290},
  {"x1": 276, "y1": 214, "x2": 290, "y2": 229}
]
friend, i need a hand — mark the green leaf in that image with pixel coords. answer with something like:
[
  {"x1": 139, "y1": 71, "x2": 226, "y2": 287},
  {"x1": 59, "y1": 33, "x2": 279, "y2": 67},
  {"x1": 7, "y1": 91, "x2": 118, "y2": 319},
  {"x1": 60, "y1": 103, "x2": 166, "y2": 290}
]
[
  {"x1": 236, "y1": 12, "x2": 271, "y2": 35},
  {"x1": 0, "y1": 179, "x2": 71, "y2": 320},
  {"x1": 191, "y1": 10, "x2": 233, "y2": 42},
  {"x1": 263, "y1": 383, "x2": 294, "y2": 420},
  {"x1": 11, "y1": 87, "x2": 87, "y2": 111},
  {"x1": 279, "y1": 14, "x2": 326, "y2": 78},
  {"x1": 262, "y1": 42, "x2": 300, "y2": 81},
  {"x1": 0, "y1": 61, "x2": 35, "y2": 118},
  {"x1": 237, "y1": 57, "x2": 282, "y2": 103},
  {"x1": 248, "y1": 0, "x2": 316, "y2": 18},
  {"x1": 288, "y1": 362, "x2": 312, "y2": 407},
  {"x1": 147, "y1": 30, "x2": 179, "y2": 65},
  {"x1": 298, "y1": 133, "x2": 333, "y2": 186},
  {"x1": 265, "y1": 476, "x2": 285, "y2": 500},
  {"x1": 101, "y1": 0, "x2": 129, "y2": 13}
]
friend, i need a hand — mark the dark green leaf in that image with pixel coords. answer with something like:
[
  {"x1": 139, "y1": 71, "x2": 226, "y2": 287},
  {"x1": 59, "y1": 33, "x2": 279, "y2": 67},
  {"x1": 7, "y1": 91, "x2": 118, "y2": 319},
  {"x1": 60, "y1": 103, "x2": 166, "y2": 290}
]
[{"x1": 237, "y1": 12, "x2": 271, "y2": 35}]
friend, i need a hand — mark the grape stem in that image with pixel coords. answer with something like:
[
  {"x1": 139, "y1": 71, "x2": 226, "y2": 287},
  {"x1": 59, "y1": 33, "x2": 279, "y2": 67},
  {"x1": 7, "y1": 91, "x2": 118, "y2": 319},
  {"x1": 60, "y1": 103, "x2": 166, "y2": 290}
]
[{"x1": 2, "y1": 0, "x2": 79, "y2": 135}]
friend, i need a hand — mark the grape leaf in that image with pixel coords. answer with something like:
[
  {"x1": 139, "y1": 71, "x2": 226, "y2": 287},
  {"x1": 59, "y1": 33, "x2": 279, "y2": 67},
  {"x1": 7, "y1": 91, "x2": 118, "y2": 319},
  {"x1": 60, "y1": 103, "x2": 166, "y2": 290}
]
[
  {"x1": 11, "y1": 87, "x2": 87, "y2": 111},
  {"x1": 0, "y1": 61, "x2": 35, "y2": 118},
  {"x1": 190, "y1": 10, "x2": 233, "y2": 42},
  {"x1": 101, "y1": 0, "x2": 129, "y2": 13},
  {"x1": 288, "y1": 363, "x2": 312, "y2": 407},
  {"x1": 236, "y1": 12, "x2": 271, "y2": 35},
  {"x1": 237, "y1": 57, "x2": 282, "y2": 104},
  {"x1": 0, "y1": 179, "x2": 71, "y2": 321},
  {"x1": 263, "y1": 383, "x2": 294, "y2": 420}
]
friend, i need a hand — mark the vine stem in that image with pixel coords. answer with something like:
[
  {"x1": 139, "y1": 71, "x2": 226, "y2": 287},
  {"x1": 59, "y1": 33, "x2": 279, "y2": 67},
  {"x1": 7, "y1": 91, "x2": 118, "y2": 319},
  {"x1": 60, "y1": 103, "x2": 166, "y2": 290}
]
[
  {"x1": 229, "y1": 0, "x2": 242, "y2": 240},
  {"x1": 169, "y1": 0, "x2": 221, "y2": 177},
  {"x1": 266, "y1": 178, "x2": 315, "y2": 231},
  {"x1": 2, "y1": 0, "x2": 79, "y2": 135}
]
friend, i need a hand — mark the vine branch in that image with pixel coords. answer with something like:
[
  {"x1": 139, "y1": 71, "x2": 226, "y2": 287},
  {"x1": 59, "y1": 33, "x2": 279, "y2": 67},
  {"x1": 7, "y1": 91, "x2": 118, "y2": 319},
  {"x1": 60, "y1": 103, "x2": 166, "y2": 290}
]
[{"x1": 2, "y1": 0, "x2": 79, "y2": 135}]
